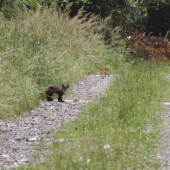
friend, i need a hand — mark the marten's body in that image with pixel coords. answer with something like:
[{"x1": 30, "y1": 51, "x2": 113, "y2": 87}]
[{"x1": 46, "y1": 84, "x2": 69, "y2": 102}]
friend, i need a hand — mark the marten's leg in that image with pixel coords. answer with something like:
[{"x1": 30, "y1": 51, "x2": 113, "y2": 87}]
[
  {"x1": 58, "y1": 94, "x2": 64, "y2": 102},
  {"x1": 46, "y1": 96, "x2": 53, "y2": 101},
  {"x1": 46, "y1": 91, "x2": 54, "y2": 101}
]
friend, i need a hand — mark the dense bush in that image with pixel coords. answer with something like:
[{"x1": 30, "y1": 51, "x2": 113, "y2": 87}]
[{"x1": 0, "y1": 0, "x2": 127, "y2": 16}]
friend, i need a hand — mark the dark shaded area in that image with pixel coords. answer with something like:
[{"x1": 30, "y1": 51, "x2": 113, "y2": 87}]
[
  {"x1": 0, "y1": 0, "x2": 127, "y2": 18},
  {"x1": 147, "y1": 2, "x2": 170, "y2": 39},
  {"x1": 68, "y1": 0, "x2": 127, "y2": 18}
]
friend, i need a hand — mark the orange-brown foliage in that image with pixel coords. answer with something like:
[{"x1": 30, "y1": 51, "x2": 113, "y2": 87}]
[
  {"x1": 122, "y1": 28, "x2": 170, "y2": 63},
  {"x1": 98, "y1": 67, "x2": 110, "y2": 75}
]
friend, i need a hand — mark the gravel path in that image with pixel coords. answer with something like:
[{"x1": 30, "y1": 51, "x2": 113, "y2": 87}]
[
  {"x1": 0, "y1": 75, "x2": 114, "y2": 170},
  {"x1": 158, "y1": 102, "x2": 170, "y2": 169}
]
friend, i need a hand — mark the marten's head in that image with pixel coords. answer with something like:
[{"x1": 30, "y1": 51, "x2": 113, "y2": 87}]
[{"x1": 62, "y1": 84, "x2": 69, "y2": 94}]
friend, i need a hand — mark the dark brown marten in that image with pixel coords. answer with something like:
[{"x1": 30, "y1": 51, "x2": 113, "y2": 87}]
[{"x1": 46, "y1": 84, "x2": 69, "y2": 102}]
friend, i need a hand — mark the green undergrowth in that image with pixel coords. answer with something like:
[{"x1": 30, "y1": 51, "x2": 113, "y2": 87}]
[{"x1": 18, "y1": 59, "x2": 170, "y2": 170}]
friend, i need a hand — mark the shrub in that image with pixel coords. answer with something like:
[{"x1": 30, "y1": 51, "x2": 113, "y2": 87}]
[{"x1": 123, "y1": 28, "x2": 170, "y2": 63}]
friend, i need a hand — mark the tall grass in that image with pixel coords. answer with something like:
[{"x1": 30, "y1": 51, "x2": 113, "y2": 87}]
[{"x1": 0, "y1": 6, "x2": 105, "y2": 118}]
